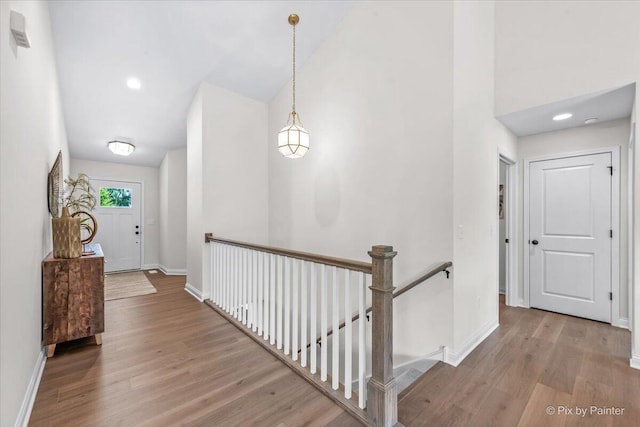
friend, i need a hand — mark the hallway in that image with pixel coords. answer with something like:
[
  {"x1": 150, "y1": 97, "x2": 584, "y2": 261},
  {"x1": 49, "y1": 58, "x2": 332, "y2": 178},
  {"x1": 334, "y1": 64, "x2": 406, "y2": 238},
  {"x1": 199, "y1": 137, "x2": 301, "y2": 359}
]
[
  {"x1": 398, "y1": 296, "x2": 640, "y2": 426},
  {"x1": 29, "y1": 271, "x2": 640, "y2": 426}
]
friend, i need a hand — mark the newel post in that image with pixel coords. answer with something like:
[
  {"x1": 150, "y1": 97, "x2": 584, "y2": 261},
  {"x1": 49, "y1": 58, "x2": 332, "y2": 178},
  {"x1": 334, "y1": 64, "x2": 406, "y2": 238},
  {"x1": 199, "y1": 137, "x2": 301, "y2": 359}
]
[{"x1": 367, "y1": 245, "x2": 402, "y2": 427}]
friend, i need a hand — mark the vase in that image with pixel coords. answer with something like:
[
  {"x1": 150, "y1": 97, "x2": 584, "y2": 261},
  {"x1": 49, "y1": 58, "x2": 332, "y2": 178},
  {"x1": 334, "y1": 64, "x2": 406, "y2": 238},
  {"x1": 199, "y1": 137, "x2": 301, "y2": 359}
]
[{"x1": 52, "y1": 207, "x2": 82, "y2": 258}]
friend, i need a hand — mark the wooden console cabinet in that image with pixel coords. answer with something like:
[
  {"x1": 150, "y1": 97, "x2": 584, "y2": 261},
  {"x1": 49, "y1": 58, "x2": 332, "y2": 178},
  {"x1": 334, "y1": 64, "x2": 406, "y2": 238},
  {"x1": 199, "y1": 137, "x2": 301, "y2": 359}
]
[{"x1": 42, "y1": 243, "x2": 104, "y2": 357}]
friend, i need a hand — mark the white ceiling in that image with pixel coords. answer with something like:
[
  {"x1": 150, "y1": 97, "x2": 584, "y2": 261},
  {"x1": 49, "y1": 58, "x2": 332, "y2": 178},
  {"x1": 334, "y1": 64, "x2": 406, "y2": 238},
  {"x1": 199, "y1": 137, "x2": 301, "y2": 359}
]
[
  {"x1": 497, "y1": 83, "x2": 636, "y2": 137},
  {"x1": 49, "y1": 1, "x2": 353, "y2": 167}
]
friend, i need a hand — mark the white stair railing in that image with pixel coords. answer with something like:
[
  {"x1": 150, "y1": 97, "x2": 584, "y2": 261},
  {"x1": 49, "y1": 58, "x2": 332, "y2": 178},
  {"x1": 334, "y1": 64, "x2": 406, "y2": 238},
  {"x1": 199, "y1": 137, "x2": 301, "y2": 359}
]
[{"x1": 205, "y1": 234, "x2": 401, "y2": 427}]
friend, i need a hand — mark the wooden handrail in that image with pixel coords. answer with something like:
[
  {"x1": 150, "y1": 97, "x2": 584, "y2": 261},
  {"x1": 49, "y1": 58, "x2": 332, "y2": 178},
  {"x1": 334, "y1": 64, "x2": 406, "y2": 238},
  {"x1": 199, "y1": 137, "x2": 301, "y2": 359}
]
[
  {"x1": 305, "y1": 261, "x2": 452, "y2": 350},
  {"x1": 391, "y1": 261, "x2": 452, "y2": 300},
  {"x1": 205, "y1": 233, "x2": 372, "y2": 273}
]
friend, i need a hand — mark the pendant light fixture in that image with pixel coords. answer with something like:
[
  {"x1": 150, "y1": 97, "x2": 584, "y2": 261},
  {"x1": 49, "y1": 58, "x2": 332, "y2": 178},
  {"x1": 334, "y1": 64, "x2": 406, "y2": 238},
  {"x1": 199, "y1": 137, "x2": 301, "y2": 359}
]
[{"x1": 278, "y1": 14, "x2": 309, "y2": 159}]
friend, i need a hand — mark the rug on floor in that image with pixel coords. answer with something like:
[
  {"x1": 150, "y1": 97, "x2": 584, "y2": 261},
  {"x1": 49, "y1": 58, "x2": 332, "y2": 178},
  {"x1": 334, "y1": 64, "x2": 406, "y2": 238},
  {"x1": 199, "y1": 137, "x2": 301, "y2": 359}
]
[{"x1": 105, "y1": 271, "x2": 157, "y2": 301}]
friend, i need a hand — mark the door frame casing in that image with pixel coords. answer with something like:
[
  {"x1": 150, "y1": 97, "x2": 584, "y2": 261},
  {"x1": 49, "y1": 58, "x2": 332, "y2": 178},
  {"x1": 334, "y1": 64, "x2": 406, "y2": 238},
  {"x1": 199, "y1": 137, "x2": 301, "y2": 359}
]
[
  {"x1": 523, "y1": 146, "x2": 621, "y2": 326},
  {"x1": 88, "y1": 176, "x2": 145, "y2": 271},
  {"x1": 497, "y1": 150, "x2": 519, "y2": 308}
]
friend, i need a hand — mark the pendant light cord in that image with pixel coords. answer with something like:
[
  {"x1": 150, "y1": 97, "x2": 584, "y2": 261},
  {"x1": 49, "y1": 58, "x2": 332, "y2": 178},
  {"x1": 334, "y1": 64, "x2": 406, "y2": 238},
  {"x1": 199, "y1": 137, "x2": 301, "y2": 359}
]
[{"x1": 292, "y1": 22, "x2": 296, "y2": 116}]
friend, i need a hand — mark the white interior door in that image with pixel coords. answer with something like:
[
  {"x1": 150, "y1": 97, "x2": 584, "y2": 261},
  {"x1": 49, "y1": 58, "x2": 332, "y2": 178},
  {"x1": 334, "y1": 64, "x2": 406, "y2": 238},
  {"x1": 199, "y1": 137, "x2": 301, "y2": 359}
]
[
  {"x1": 91, "y1": 179, "x2": 142, "y2": 273},
  {"x1": 529, "y1": 152, "x2": 611, "y2": 322}
]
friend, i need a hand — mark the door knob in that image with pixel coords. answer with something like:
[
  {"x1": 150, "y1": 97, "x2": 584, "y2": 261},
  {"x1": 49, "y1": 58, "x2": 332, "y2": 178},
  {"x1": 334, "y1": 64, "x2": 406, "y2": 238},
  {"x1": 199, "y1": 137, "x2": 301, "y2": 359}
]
[{"x1": 531, "y1": 240, "x2": 539, "y2": 245}]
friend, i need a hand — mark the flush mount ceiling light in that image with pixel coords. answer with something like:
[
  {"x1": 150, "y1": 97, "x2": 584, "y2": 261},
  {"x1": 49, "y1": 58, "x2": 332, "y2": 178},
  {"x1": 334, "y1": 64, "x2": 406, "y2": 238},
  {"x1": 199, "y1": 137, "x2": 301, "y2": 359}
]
[
  {"x1": 552, "y1": 113, "x2": 573, "y2": 121},
  {"x1": 278, "y1": 14, "x2": 309, "y2": 159},
  {"x1": 108, "y1": 140, "x2": 135, "y2": 156},
  {"x1": 126, "y1": 77, "x2": 142, "y2": 90}
]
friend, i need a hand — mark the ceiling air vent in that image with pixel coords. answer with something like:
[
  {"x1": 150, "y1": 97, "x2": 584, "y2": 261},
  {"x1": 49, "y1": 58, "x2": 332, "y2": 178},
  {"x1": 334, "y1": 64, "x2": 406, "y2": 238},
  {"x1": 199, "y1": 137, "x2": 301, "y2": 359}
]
[{"x1": 10, "y1": 10, "x2": 31, "y2": 48}]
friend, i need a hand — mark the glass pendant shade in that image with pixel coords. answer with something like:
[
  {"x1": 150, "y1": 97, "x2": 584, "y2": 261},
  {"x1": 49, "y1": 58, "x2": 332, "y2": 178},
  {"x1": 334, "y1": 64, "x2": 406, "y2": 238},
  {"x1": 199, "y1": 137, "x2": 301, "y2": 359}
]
[
  {"x1": 108, "y1": 141, "x2": 135, "y2": 156},
  {"x1": 278, "y1": 116, "x2": 309, "y2": 159}
]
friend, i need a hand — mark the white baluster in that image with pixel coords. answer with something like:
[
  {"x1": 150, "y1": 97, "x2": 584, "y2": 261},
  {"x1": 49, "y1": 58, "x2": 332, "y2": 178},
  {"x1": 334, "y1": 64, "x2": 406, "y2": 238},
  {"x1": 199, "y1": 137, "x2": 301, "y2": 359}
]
[
  {"x1": 224, "y1": 246, "x2": 231, "y2": 313},
  {"x1": 332, "y1": 266, "x2": 339, "y2": 390},
  {"x1": 320, "y1": 265, "x2": 328, "y2": 382},
  {"x1": 263, "y1": 252, "x2": 269, "y2": 340},
  {"x1": 215, "y1": 243, "x2": 219, "y2": 304},
  {"x1": 229, "y1": 246, "x2": 234, "y2": 315},
  {"x1": 252, "y1": 251, "x2": 258, "y2": 332},
  {"x1": 284, "y1": 257, "x2": 290, "y2": 355},
  {"x1": 230, "y1": 246, "x2": 235, "y2": 316},
  {"x1": 310, "y1": 263, "x2": 317, "y2": 374},
  {"x1": 245, "y1": 249, "x2": 249, "y2": 326},
  {"x1": 241, "y1": 250, "x2": 244, "y2": 319},
  {"x1": 231, "y1": 246, "x2": 238, "y2": 319},
  {"x1": 222, "y1": 246, "x2": 227, "y2": 311},
  {"x1": 239, "y1": 249, "x2": 244, "y2": 323},
  {"x1": 358, "y1": 272, "x2": 366, "y2": 409},
  {"x1": 277, "y1": 255, "x2": 283, "y2": 349},
  {"x1": 257, "y1": 251, "x2": 263, "y2": 334},
  {"x1": 344, "y1": 269, "x2": 352, "y2": 399},
  {"x1": 270, "y1": 254, "x2": 276, "y2": 345},
  {"x1": 210, "y1": 243, "x2": 215, "y2": 304},
  {"x1": 300, "y1": 261, "x2": 307, "y2": 367},
  {"x1": 246, "y1": 249, "x2": 251, "y2": 326},
  {"x1": 235, "y1": 247, "x2": 240, "y2": 319},
  {"x1": 292, "y1": 259, "x2": 299, "y2": 361},
  {"x1": 217, "y1": 244, "x2": 220, "y2": 307}
]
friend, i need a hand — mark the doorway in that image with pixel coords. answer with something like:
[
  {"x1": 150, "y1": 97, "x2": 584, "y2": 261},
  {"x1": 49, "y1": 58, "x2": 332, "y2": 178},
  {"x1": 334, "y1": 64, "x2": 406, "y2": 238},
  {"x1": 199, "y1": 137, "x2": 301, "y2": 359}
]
[
  {"x1": 525, "y1": 148, "x2": 620, "y2": 323},
  {"x1": 498, "y1": 152, "x2": 517, "y2": 308},
  {"x1": 91, "y1": 179, "x2": 142, "y2": 272},
  {"x1": 499, "y1": 161, "x2": 508, "y2": 296}
]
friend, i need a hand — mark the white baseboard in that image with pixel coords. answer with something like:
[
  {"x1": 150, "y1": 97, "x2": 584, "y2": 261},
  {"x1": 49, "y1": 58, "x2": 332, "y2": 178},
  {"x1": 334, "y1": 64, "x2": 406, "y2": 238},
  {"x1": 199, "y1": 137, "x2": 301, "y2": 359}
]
[
  {"x1": 614, "y1": 317, "x2": 630, "y2": 329},
  {"x1": 391, "y1": 347, "x2": 445, "y2": 372},
  {"x1": 158, "y1": 264, "x2": 187, "y2": 276},
  {"x1": 631, "y1": 353, "x2": 640, "y2": 370},
  {"x1": 15, "y1": 349, "x2": 46, "y2": 427},
  {"x1": 351, "y1": 347, "x2": 445, "y2": 391},
  {"x1": 392, "y1": 347, "x2": 446, "y2": 377},
  {"x1": 445, "y1": 320, "x2": 499, "y2": 367},
  {"x1": 143, "y1": 263, "x2": 159, "y2": 270},
  {"x1": 185, "y1": 282, "x2": 204, "y2": 302},
  {"x1": 421, "y1": 346, "x2": 446, "y2": 362}
]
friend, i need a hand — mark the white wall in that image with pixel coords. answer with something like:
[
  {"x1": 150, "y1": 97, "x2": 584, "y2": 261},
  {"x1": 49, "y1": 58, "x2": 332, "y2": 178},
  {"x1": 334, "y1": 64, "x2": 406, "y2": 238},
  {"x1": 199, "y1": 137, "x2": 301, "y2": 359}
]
[
  {"x1": 632, "y1": 96, "x2": 639, "y2": 366},
  {"x1": 451, "y1": 0, "x2": 517, "y2": 358},
  {"x1": 518, "y1": 119, "x2": 631, "y2": 325},
  {"x1": 159, "y1": 147, "x2": 187, "y2": 273},
  {"x1": 201, "y1": 82, "x2": 269, "y2": 245},
  {"x1": 0, "y1": 1, "x2": 70, "y2": 424},
  {"x1": 186, "y1": 82, "x2": 269, "y2": 297},
  {"x1": 186, "y1": 89, "x2": 204, "y2": 294},
  {"x1": 495, "y1": 0, "x2": 640, "y2": 116},
  {"x1": 268, "y1": 1, "x2": 455, "y2": 363},
  {"x1": 70, "y1": 159, "x2": 160, "y2": 268}
]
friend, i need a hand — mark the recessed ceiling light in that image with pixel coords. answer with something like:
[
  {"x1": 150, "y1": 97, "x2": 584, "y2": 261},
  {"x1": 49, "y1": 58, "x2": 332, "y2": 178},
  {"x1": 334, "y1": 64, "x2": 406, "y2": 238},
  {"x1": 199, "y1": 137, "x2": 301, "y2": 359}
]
[
  {"x1": 126, "y1": 77, "x2": 141, "y2": 90},
  {"x1": 584, "y1": 118, "x2": 599, "y2": 125},
  {"x1": 108, "y1": 140, "x2": 135, "y2": 156},
  {"x1": 552, "y1": 113, "x2": 573, "y2": 121}
]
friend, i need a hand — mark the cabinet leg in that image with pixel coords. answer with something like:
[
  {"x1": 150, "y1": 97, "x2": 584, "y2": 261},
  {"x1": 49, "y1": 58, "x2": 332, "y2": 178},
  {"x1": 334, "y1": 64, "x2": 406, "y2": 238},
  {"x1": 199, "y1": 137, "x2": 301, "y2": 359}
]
[
  {"x1": 46, "y1": 344, "x2": 56, "y2": 358},
  {"x1": 94, "y1": 333, "x2": 103, "y2": 346}
]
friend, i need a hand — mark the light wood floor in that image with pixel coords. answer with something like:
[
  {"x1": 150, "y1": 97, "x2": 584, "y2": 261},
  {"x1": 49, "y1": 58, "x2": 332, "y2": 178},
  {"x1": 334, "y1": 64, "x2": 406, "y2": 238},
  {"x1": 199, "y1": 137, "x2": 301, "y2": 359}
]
[
  {"x1": 30, "y1": 271, "x2": 359, "y2": 427},
  {"x1": 31, "y1": 276, "x2": 640, "y2": 426},
  {"x1": 398, "y1": 295, "x2": 640, "y2": 426}
]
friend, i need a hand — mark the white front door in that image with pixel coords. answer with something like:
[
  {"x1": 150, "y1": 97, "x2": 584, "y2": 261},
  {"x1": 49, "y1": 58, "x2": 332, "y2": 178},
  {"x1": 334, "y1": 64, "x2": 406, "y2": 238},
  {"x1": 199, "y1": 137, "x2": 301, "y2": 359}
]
[
  {"x1": 91, "y1": 179, "x2": 142, "y2": 272},
  {"x1": 529, "y1": 152, "x2": 611, "y2": 323}
]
